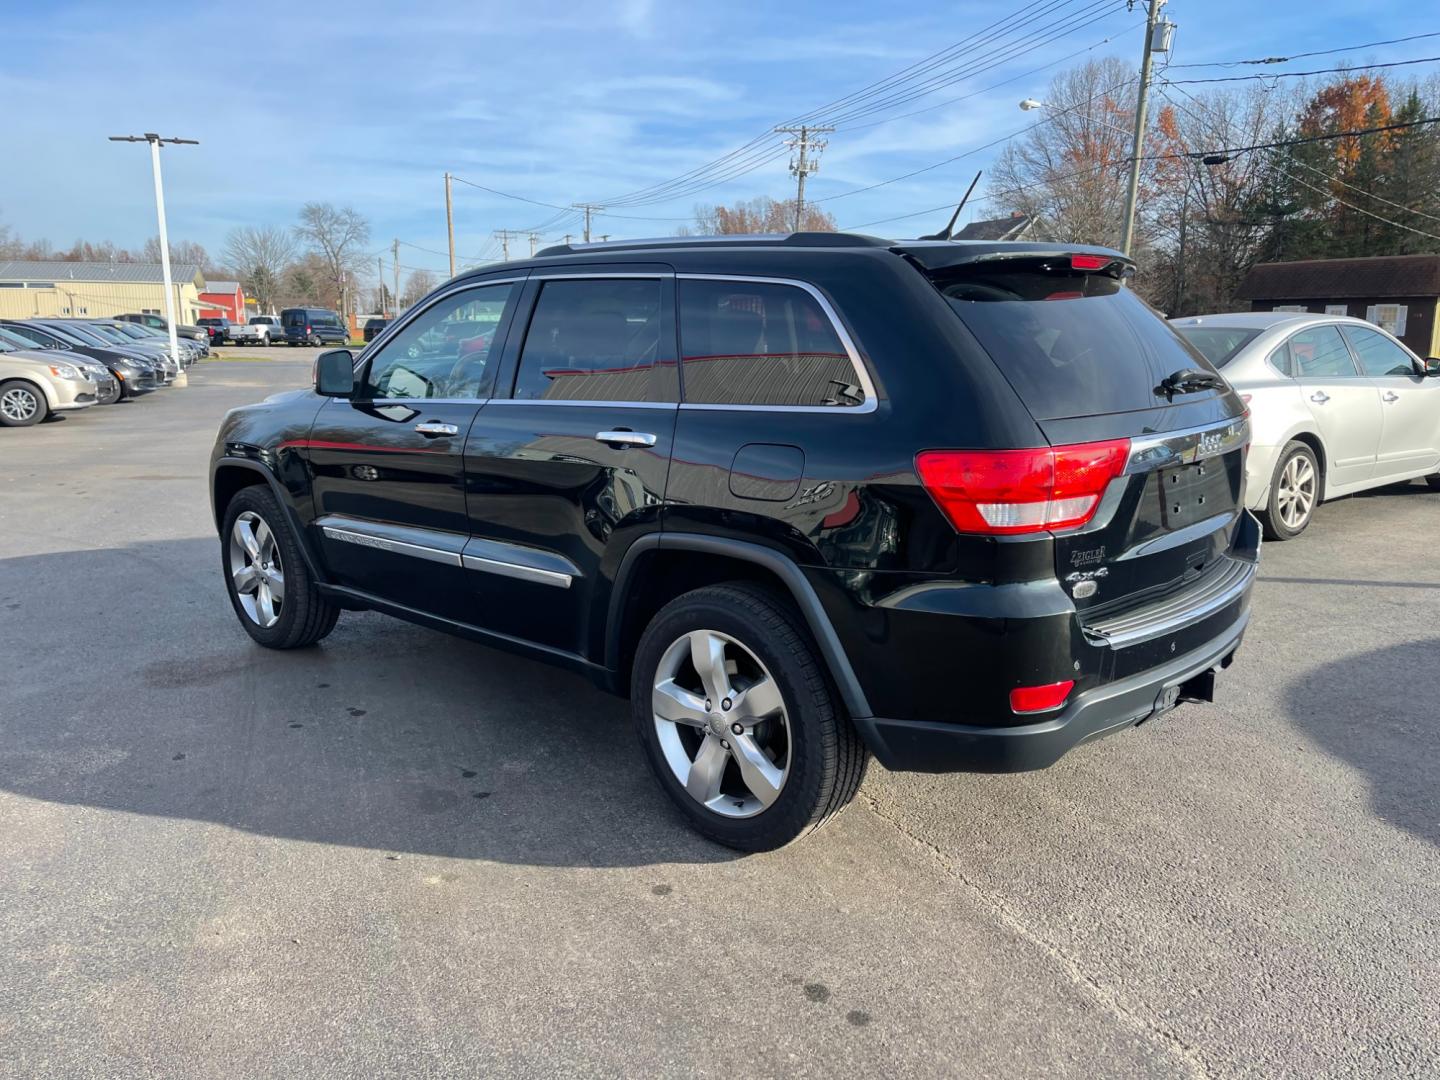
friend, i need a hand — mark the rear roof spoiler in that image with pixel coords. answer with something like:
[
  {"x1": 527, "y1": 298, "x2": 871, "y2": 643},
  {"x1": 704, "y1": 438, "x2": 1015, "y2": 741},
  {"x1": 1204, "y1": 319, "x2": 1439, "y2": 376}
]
[{"x1": 890, "y1": 241, "x2": 1134, "y2": 273}]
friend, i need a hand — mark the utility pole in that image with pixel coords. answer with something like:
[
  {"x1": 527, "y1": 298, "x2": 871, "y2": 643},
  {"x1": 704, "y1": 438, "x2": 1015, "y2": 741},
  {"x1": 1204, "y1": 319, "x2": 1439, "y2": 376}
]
[
  {"x1": 563, "y1": 234, "x2": 574, "y2": 246},
  {"x1": 444, "y1": 171, "x2": 456, "y2": 277},
  {"x1": 1119, "y1": 0, "x2": 1167, "y2": 256},
  {"x1": 528, "y1": 232, "x2": 539, "y2": 257},
  {"x1": 494, "y1": 229, "x2": 522, "y2": 261},
  {"x1": 108, "y1": 132, "x2": 197, "y2": 387},
  {"x1": 572, "y1": 203, "x2": 604, "y2": 243},
  {"x1": 776, "y1": 125, "x2": 834, "y2": 231},
  {"x1": 392, "y1": 239, "x2": 400, "y2": 315},
  {"x1": 377, "y1": 255, "x2": 384, "y2": 315}
]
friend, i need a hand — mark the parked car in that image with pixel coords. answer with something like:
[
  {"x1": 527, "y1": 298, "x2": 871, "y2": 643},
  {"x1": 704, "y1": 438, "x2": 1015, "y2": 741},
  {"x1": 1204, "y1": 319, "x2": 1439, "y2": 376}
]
[
  {"x1": 1172, "y1": 312, "x2": 1440, "y2": 540},
  {"x1": 116, "y1": 312, "x2": 210, "y2": 351},
  {"x1": 280, "y1": 307, "x2": 348, "y2": 346},
  {"x1": 0, "y1": 337, "x2": 99, "y2": 426},
  {"x1": 232, "y1": 315, "x2": 283, "y2": 346},
  {"x1": 26, "y1": 319, "x2": 178, "y2": 383},
  {"x1": 0, "y1": 326, "x2": 122, "y2": 404},
  {"x1": 363, "y1": 317, "x2": 389, "y2": 342},
  {"x1": 197, "y1": 317, "x2": 233, "y2": 345},
  {"x1": 105, "y1": 320, "x2": 203, "y2": 363},
  {"x1": 212, "y1": 235, "x2": 1257, "y2": 851},
  {"x1": 0, "y1": 319, "x2": 171, "y2": 390}
]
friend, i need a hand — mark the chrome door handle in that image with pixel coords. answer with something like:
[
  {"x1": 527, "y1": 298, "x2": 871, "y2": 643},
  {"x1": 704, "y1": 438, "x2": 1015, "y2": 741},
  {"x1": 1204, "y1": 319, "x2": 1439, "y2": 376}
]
[
  {"x1": 1309, "y1": 392, "x2": 1330, "y2": 404},
  {"x1": 1383, "y1": 391, "x2": 1400, "y2": 402},
  {"x1": 415, "y1": 421, "x2": 459, "y2": 437},
  {"x1": 595, "y1": 430, "x2": 657, "y2": 448}
]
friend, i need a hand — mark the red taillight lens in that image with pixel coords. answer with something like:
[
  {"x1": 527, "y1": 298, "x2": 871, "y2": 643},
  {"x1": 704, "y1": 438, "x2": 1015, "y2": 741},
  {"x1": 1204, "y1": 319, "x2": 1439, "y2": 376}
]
[
  {"x1": 1010, "y1": 680, "x2": 1075, "y2": 714},
  {"x1": 305, "y1": 324, "x2": 312, "y2": 333},
  {"x1": 915, "y1": 440, "x2": 1130, "y2": 536},
  {"x1": 1070, "y1": 253, "x2": 1110, "y2": 271}
]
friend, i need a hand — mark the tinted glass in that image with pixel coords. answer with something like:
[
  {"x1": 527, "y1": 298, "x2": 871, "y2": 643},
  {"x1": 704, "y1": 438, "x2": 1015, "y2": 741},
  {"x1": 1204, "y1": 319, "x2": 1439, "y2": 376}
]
[
  {"x1": 282, "y1": 310, "x2": 305, "y2": 328},
  {"x1": 1, "y1": 325, "x2": 48, "y2": 347},
  {"x1": 1174, "y1": 327, "x2": 1261, "y2": 368},
  {"x1": 1343, "y1": 325, "x2": 1416, "y2": 377},
  {"x1": 514, "y1": 279, "x2": 665, "y2": 402},
  {"x1": 678, "y1": 279, "x2": 864, "y2": 407},
  {"x1": 363, "y1": 282, "x2": 513, "y2": 400},
  {"x1": 41, "y1": 323, "x2": 106, "y2": 347},
  {"x1": 86, "y1": 324, "x2": 131, "y2": 343},
  {"x1": 1267, "y1": 343, "x2": 1294, "y2": 377},
  {"x1": 935, "y1": 263, "x2": 1216, "y2": 419},
  {"x1": 1288, "y1": 325, "x2": 1358, "y2": 379}
]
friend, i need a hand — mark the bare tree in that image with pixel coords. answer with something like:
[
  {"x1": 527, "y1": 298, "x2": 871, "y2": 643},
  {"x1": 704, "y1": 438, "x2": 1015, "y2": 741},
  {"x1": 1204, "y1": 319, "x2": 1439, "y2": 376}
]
[
  {"x1": 296, "y1": 203, "x2": 371, "y2": 309},
  {"x1": 693, "y1": 196, "x2": 836, "y2": 234},
  {"x1": 224, "y1": 226, "x2": 297, "y2": 313},
  {"x1": 142, "y1": 236, "x2": 213, "y2": 271},
  {"x1": 400, "y1": 269, "x2": 437, "y2": 308}
]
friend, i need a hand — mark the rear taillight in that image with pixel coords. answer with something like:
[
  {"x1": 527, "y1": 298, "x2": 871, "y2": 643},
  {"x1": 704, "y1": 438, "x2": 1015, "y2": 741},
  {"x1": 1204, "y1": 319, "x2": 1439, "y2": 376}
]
[
  {"x1": 1010, "y1": 681, "x2": 1075, "y2": 714},
  {"x1": 305, "y1": 324, "x2": 312, "y2": 333},
  {"x1": 916, "y1": 439, "x2": 1130, "y2": 536}
]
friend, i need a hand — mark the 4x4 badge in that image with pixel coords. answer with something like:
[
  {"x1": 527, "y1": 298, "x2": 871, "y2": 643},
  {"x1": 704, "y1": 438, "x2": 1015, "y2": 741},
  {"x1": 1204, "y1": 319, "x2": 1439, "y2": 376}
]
[{"x1": 1065, "y1": 567, "x2": 1108, "y2": 599}]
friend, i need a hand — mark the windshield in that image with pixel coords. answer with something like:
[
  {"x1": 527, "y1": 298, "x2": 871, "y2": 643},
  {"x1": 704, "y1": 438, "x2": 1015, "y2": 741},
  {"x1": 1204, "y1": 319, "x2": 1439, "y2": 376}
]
[
  {"x1": 932, "y1": 260, "x2": 1219, "y2": 420},
  {"x1": 86, "y1": 324, "x2": 133, "y2": 344},
  {"x1": 1175, "y1": 327, "x2": 1262, "y2": 368},
  {"x1": 38, "y1": 323, "x2": 105, "y2": 347}
]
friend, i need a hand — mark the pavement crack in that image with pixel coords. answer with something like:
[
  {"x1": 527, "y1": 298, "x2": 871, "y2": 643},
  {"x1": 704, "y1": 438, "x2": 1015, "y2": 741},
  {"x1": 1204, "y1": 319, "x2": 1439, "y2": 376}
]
[{"x1": 861, "y1": 792, "x2": 1215, "y2": 1080}]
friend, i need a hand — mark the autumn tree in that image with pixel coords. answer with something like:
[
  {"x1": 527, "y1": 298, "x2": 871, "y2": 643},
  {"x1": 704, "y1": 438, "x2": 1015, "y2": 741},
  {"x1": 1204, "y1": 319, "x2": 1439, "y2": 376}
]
[{"x1": 693, "y1": 196, "x2": 836, "y2": 234}]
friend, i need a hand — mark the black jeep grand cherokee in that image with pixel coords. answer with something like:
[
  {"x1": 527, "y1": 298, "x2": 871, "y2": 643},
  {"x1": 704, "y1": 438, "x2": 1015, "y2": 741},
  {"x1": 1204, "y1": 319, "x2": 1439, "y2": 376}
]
[{"x1": 211, "y1": 233, "x2": 1258, "y2": 851}]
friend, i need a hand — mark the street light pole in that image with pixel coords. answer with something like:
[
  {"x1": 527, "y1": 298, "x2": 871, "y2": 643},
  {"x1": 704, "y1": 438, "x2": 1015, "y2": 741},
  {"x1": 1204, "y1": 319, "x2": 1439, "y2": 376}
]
[{"x1": 110, "y1": 133, "x2": 198, "y2": 387}]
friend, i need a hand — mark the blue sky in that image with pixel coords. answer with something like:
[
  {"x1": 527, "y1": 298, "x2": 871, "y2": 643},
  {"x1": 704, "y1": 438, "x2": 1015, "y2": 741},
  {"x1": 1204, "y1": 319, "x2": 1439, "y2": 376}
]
[{"x1": 2, "y1": 0, "x2": 1434, "y2": 280}]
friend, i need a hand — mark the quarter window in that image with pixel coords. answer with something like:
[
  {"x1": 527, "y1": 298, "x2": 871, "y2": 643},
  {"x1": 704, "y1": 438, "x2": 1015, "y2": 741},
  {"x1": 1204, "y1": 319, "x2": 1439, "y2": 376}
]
[
  {"x1": 362, "y1": 282, "x2": 514, "y2": 400},
  {"x1": 513, "y1": 279, "x2": 666, "y2": 402},
  {"x1": 1286, "y1": 325, "x2": 1359, "y2": 379},
  {"x1": 1342, "y1": 325, "x2": 1417, "y2": 378},
  {"x1": 678, "y1": 279, "x2": 865, "y2": 407}
]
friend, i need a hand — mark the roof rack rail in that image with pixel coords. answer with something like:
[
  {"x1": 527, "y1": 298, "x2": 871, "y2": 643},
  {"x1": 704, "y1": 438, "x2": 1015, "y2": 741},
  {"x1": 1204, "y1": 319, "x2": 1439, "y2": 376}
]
[{"x1": 533, "y1": 231, "x2": 887, "y2": 258}]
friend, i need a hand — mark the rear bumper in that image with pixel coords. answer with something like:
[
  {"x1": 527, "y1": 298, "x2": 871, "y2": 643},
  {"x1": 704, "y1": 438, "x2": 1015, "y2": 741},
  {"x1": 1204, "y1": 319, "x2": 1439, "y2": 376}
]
[{"x1": 853, "y1": 598, "x2": 1250, "y2": 773}]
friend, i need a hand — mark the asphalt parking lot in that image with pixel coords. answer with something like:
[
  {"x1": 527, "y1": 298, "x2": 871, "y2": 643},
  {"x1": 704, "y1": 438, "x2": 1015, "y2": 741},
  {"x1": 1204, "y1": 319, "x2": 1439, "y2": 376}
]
[{"x1": 2, "y1": 354, "x2": 1437, "y2": 1079}]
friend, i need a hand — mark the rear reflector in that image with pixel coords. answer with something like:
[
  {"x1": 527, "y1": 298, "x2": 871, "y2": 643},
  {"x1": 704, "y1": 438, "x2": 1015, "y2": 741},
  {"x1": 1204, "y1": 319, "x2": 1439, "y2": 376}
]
[
  {"x1": 1010, "y1": 680, "x2": 1075, "y2": 715},
  {"x1": 915, "y1": 439, "x2": 1130, "y2": 536}
]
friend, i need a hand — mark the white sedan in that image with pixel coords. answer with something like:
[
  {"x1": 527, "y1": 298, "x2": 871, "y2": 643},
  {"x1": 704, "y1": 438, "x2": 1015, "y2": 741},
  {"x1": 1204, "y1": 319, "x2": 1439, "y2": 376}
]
[{"x1": 1172, "y1": 312, "x2": 1440, "y2": 540}]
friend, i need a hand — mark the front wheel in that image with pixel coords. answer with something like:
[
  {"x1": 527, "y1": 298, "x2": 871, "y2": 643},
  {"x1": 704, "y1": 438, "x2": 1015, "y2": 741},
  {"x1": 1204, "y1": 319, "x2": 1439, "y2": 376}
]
[
  {"x1": 1262, "y1": 440, "x2": 1320, "y2": 540},
  {"x1": 222, "y1": 486, "x2": 339, "y2": 648},
  {"x1": 631, "y1": 583, "x2": 867, "y2": 851},
  {"x1": 0, "y1": 380, "x2": 48, "y2": 427},
  {"x1": 1425, "y1": 473, "x2": 1440, "y2": 492}
]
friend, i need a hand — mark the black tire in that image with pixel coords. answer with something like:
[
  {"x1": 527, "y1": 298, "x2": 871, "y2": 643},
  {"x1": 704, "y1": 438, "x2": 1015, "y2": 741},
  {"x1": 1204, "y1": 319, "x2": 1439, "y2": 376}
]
[
  {"x1": 97, "y1": 380, "x2": 119, "y2": 405},
  {"x1": 1261, "y1": 440, "x2": 1320, "y2": 541},
  {"x1": 1425, "y1": 473, "x2": 1440, "y2": 492},
  {"x1": 308, "y1": 334, "x2": 321, "y2": 347},
  {"x1": 0, "y1": 380, "x2": 49, "y2": 427},
  {"x1": 221, "y1": 486, "x2": 339, "y2": 649},
  {"x1": 631, "y1": 582, "x2": 868, "y2": 852}
]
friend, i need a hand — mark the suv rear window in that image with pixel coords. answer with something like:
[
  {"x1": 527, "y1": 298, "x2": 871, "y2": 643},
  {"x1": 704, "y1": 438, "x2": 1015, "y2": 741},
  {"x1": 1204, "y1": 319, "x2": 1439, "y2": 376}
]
[
  {"x1": 1174, "y1": 326, "x2": 1260, "y2": 368},
  {"x1": 932, "y1": 261, "x2": 1217, "y2": 420}
]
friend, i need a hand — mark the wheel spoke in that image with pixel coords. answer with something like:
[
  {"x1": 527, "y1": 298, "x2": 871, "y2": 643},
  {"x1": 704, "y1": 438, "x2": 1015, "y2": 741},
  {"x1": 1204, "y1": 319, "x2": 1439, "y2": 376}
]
[
  {"x1": 653, "y1": 679, "x2": 708, "y2": 728},
  {"x1": 232, "y1": 564, "x2": 260, "y2": 594},
  {"x1": 255, "y1": 518, "x2": 275, "y2": 561},
  {"x1": 732, "y1": 675, "x2": 783, "y2": 725},
  {"x1": 728, "y1": 733, "x2": 783, "y2": 807},
  {"x1": 685, "y1": 735, "x2": 728, "y2": 804},
  {"x1": 688, "y1": 630, "x2": 732, "y2": 705},
  {"x1": 266, "y1": 569, "x2": 285, "y2": 605},
  {"x1": 256, "y1": 582, "x2": 276, "y2": 625},
  {"x1": 236, "y1": 519, "x2": 261, "y2": 559}
]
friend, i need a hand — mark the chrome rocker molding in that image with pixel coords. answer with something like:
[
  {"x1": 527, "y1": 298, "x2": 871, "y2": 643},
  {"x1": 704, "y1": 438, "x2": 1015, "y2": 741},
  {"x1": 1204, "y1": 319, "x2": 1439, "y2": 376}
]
[{"x1": 315, "y1": 514, "x2": 577, "y2": 588}]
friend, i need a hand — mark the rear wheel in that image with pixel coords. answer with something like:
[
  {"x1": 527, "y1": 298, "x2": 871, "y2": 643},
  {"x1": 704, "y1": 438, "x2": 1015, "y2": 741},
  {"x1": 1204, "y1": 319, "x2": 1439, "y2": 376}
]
[
  {"x1": 631, "y1": 583, "x2": 867, "y2": 851},
  {"x1": 1262, "y1": 440, "x2": 1320, "y2": 540},
  {"x1": 0, "y1": 380, "x2": 47, "y2": 427},
  {"x1": 1425, "y1": 473, "x2": 1440, "y2": 492},
  {"x1": 222, "y1": 486, "x2": 339, "y2": 649}
]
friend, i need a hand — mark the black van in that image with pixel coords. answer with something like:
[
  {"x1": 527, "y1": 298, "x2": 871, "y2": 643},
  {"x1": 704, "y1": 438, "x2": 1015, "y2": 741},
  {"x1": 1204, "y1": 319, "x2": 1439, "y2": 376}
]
[{"x1": 280, "y1": 308, "x2": 348, "y2": 347}]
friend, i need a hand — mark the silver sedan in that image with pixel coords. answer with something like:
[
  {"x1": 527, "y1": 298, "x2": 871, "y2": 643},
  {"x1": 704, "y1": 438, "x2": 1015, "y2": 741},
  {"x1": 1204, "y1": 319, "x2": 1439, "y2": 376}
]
[{"x1": 1172, "y1": 312, "x2": 1440, "y2": 539}]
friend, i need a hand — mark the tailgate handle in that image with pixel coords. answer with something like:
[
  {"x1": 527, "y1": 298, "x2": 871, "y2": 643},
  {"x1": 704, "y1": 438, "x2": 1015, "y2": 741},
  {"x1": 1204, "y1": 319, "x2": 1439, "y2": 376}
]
[{"x1": 1309, "y1": 391, "x2": 1330, "y2": 404}]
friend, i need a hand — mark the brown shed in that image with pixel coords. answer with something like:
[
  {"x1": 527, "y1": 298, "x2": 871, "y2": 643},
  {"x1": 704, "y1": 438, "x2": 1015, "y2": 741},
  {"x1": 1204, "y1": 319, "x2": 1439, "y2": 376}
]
[{"x1": 1235, "y1": 254, "x2": 1440, "y2": 358}]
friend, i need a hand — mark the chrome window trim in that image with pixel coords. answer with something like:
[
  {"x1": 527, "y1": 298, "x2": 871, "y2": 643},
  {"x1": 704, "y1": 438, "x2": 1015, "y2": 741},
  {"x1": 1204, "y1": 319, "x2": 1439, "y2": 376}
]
[
  {"x1": 353, "y1": 276, "x2": 525, "y2": 371},
  {"x1": 529, "y1": 272, "x2": 674, "y2": 281},
  {"x1": 1124, "y1": 416, "x2": 1251, "y2": 476},
  {"x1": 674, "y1": 273, "x2": 879, "y2": 414},
  {"x1": 486, "y1": 398, "x2": 676, "y2": 410}
]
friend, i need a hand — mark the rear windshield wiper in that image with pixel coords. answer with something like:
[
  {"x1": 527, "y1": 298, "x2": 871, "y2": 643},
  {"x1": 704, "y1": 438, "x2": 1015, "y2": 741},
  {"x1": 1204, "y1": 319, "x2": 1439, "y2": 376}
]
[{"x1": 1157, "y1": 368, "x2": 1225, "y2": 398}]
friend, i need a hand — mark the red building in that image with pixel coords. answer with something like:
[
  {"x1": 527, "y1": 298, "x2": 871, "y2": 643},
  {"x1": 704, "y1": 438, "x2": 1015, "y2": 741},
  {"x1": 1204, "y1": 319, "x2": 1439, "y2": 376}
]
[{"x1": 198, "y1": 280, "x2": 246, "y2": 322}]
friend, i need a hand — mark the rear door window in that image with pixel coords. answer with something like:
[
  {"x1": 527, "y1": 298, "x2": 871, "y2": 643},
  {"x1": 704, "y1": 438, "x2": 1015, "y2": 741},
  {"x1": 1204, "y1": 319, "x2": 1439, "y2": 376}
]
[
  {"x1": 677, "y1": 278, "x2": 867, "y2": 407},
  {"x1": 932, "y1": 260, "x2": 1216, "y2": 420}
]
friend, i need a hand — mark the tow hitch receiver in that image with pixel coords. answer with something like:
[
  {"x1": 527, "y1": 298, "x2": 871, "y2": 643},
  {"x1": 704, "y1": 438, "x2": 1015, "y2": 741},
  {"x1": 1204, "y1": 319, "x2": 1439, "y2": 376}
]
[{"x1": 1177, "y1": 668, "x2": 1217, "y2": 704}]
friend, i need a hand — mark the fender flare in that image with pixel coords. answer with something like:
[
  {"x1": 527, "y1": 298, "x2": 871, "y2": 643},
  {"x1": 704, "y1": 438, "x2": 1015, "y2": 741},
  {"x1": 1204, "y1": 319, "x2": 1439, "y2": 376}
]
[
  {"x1": 210, "y1": 456, "x2": 328, "y2": 583},
  {"x1": 606, "y1": 532, "x2": 873, "y2": 719}
]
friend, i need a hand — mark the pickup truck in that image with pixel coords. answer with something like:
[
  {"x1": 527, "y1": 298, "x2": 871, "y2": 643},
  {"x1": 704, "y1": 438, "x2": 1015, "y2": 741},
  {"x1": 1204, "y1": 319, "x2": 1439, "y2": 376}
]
[
  {"x1": 231, "y1": 315, "x2": 283, "y2": 346},
  {"x1": 197, "y1": 317, "x2": 233, "y2": 345}
]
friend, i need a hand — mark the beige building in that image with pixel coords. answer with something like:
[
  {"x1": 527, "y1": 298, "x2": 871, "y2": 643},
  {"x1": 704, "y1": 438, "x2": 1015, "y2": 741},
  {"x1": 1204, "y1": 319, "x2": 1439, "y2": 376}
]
[{"x1": 0, "y1": 260, "x2": 208, "y2": 323}]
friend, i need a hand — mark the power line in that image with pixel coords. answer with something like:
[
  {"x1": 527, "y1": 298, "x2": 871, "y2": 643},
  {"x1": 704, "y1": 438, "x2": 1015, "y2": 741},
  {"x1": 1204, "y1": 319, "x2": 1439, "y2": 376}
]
[
  {"x1": 1164, "y1": 55, "x2": 1440, "y2": 85},
  {"x1": 1166, "y1": 31, "x2": 1440, "y2": 69},
  {"x1": 1288, "y1": 158, "x2": 1440, "y2": 225}
]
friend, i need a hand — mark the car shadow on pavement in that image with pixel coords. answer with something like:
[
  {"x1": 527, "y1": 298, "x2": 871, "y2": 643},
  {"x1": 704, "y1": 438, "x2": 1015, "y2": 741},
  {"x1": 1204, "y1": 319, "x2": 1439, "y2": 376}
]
[
  {"x1": 1284, "y1": 638, "x2": 1440, "y2": 850},
  {"x1": 0, "y1": 540, "x2": 739, "y2": 868}
]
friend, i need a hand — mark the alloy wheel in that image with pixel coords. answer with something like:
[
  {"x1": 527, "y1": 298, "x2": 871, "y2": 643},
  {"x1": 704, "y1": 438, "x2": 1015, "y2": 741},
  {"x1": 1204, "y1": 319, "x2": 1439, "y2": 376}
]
[
  {"x1": 228, "y1": 510, "x2": 286, "y2": 628},
  {"x1": 1, "y1": 387, "x2": 39, "y2": 423},
  {"x1": 1277, "y1": 452, "x2": 1316, "y2": 529},
  {"x1": 651, "y1": 629, "x2": 791, "y2": 818}
]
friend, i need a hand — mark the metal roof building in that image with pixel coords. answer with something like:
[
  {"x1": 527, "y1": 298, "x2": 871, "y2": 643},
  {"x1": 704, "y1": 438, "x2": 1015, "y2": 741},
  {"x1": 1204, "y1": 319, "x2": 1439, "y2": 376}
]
[{"x1": 0, "y1": 260, "x2": 208, "y2": 322}]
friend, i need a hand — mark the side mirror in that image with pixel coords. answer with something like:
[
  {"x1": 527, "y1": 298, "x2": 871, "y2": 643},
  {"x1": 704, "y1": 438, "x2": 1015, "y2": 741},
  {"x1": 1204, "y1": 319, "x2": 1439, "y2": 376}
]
[
  {"x1": 314, "y1": 349, "x2": 356, "y2": 397},
  {"x1": 1425, "y1": 358, "x2": 1440, "y2": 378}
]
